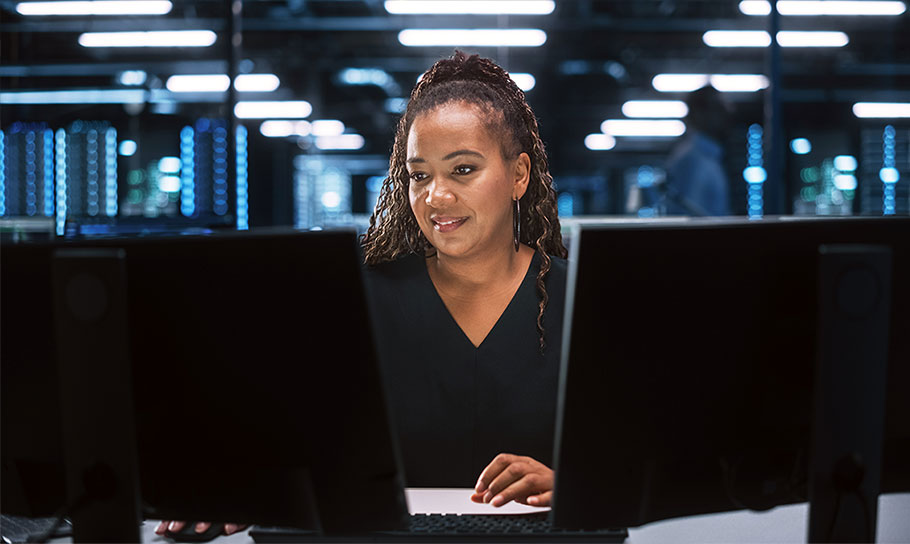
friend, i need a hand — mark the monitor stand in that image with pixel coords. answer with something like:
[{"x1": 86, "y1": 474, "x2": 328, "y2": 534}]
[
  {"x1": 53, "y1": 249, "x2": 142, "y2": 543},
  {"x1": 808, "y1": 244, "x2": 891, "y2": 543}
]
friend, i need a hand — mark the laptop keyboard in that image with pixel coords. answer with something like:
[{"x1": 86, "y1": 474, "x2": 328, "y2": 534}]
[{"x1": 250, "y1": 512, "x2": 627, "y2": 542}]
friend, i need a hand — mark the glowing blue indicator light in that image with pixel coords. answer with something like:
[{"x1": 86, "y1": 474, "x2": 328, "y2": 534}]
[
  {"x1": 212, "y1": 126, "x2": 228, "y2": 216},
  {"x1": 86, "y1": 129, "x2": 100, "y2": 216},
  {"x1": 105, "y1": 127, "x2": 118, "y2": 216},
  {"x1": 743, "y1": 166, "x2": 767, "y2": 184},
  {"x1": 879, "y1": 167, "x2": 899, "y2": 184},
  {"x1": 118, "y1": 139, "x2": 137, "y2": 156},
  {"x1": 745, "y1": 124, "x2": 764, "y2": 218},
  {"x1": 833, "y1": 155, "x2": 857, "y2": 172},
  {"x1": 43, "y1": 129, "x2": 54, "y2": 217},
  {"x1": 55, "y1": 129, "x2": 67, "y2": 235},
  {"x1": 790, "y1": 138, "x2": 811, "y2": 155},
  {"x1": 557, "y1": 192, "x2": 574, "y2": 217},
  {"x1": 834, "y1": 174, "x2": 858, "y2": 191},
  {"x1": 882, "y1": 125, "x2": 897, "y2": 215},
  {"x1": 179, "y1": 126, "x2": 195, "y2": 217},
  {"x1": 25, "y1": 131, "x2": 38, "y2": 216},
  {"x1": 236, "y1": 125, "x2": 248, "y2": 230}
]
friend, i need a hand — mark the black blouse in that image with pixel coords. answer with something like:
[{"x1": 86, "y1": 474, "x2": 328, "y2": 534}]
[{"x1": 363, "y1": 252, "x2": 567, "y2": 487}]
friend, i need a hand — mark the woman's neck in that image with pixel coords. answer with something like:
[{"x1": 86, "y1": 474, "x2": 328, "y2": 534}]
[{"x1": 428, "y1": 244, "x2": 534, "y2": 300}]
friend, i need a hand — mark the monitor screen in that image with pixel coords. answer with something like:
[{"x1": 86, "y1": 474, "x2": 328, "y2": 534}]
[{"x1": 553, "y1": 216, "x2": 910, "y2": 529}]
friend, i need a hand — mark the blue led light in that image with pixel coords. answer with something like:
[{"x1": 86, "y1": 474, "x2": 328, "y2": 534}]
[
  {"x1": 55, "y1": 129, "x2": 67, "y2": 235},
  {"x1": 236, "y1": 125, "x2": 248, "y2": 230},
  {"x1": 43, "y1": 129, "x2": 54, "y2": 217},
  {"x1": 105, "y1": 127, "x2": 118, "y2": 216},
  {"x1": 833, "y1": 155, "x2": 857, "y2": 172},
  {"x1": 212, "y1": 126, "x2": 228, "y2": 216},
  {"x1": 118, "y1": 139, "x2": 137, "y2": 156},
  {"x1": 25, "y1": 131, "x2": 38, "y2": 216},
  {"x1": 882, "y1": 125, "x2": 897, "y2": 215},
  {"x1": 557, "y1": 192, "x2": 574, "y2": 217},
  {"x1": 0, "y1": 130, "x2": 6, "y2": 216},
  {"x1": 743, "y1": 166, "x2": 767, "y2": 184},
  {"x1": 790, "y1": 138, "x2": 811, "y2": 155},
  {"x1": 179, "y1": 126, "x2": 195, "y2": 217},
  {"x1": 86, "y1": 129, "x2": 100, "y2": 216},
  {"x1": 745, "y1": 124, "x2": 764, "y2": 218},
  {"x1": 637, "y1": 165, "x2": 655, "y2": 188}
]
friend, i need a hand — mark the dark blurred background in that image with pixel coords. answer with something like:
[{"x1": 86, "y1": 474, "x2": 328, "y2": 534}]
[{"x1": 1, "y1": 0, "x2": 908, "y2": 239}]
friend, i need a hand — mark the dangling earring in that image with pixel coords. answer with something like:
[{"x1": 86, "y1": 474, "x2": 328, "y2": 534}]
[{"x1": 513, "y1": 197, "x2": 521, "y2": 252}]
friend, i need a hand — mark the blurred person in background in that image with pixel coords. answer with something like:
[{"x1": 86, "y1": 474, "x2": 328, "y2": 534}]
[{"x1": 662, "y1": 85, "x2": 733, "y2": 216}]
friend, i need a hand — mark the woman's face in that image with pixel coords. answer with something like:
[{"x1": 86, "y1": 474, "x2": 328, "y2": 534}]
[{"x1": 406, "y1": 101, "x2": 529, "y2": 260}]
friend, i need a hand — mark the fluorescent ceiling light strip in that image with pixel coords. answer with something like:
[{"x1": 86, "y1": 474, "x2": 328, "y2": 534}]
[
  {"x1": 709, "y1": 74, "x2": 769, "y2": 92},
  {"x1": 311, "y1": 120, "x2": 346, "y2": 137},
  {"x1": 260, "y1": 120, "x2": 312, "y2": 138},
  {"x1": 234, "y1": 101, "x2": 312, "y2": 119},
  {"x1": 740, "y1": 0, "x2": 906, "y2": 16},
  {"x1": 398, "y1": 29, "x2": 546, "y2": 47},
  {"x1": 78, "y1": 30, "x2": 216, "y2": 47},
  {"x1": 584, "y1": 134, "x2": 616, "y2": 150},
  {"x1": 621, "y1": 100, "x2": 688, "y2": 118},
  {"x1": 0, "y1": 89, "x2": 146, "y2": 104},
  {"x1": 852, "y1": 102, "x2": 910, "y2": 118},
  {"x1": 315, "y1": 134, "x2": 365, "y2": 150},
  {"x1": 509, "y1": 73, "x2": 536, "y2": 91},
  {"x1": 652, "y1": 74, "x2": 709, "y2": 92},
  {"x1": 703, "y1": 30, "x2": 772, "y2": 47},
  {"x1": 776, "y1": 31, "x2": 849, "y2": 46},
  {"x1": 234, "y1": 74, "x2": 280, "y2": 92},
  {"x1": 703, "y1": 30, "x2": 848, "y2": 47},
  {"x1": 601, "y1": 120, "x2": 686, "y2": 137},
  {"x1": 16, "y1": 1, "x2": 172, "y2": 15},
  {"x1": 384, "y1": 0, "x2": 555, "y2": 15},
  {"x1": 166, "y1": 74, "x2": 280, "y2": 93}
]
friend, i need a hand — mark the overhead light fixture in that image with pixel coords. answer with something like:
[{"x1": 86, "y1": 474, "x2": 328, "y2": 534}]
[
  {"x1": 776, "y1": 31, "x2": 849, "y2": 46},
  {"x1": 311, "y1": 120, "x2": 346, "y2": 137},
  {"x1": 118, "y1": 70, "x2": 148, "y2": 86},
  {"x1": 601, "y1": 119, "x2": 686, "y2": 137},
  {"x1": 165, "y1": 74, "x2": 280, "y2": 93},
  {"x1": 651, "y1": 74, "x2": 709, "y2": 92},
  {"x1": 509, "y1": 73, "x2": 536, "y2": 92},
  {"x1": 709, "y1": 74, "x2": 769, "y2": 92},
  {"x1": 78, "y1": 30, "x2": 217, "y2": 48},
  {"x1": 315, "y1": 134, "x2": 365, "y2": 151},
  {"x1": 703, "y1": 30, "x2": 772, "y2": 47},
  {"x1": 384, "y1": 0, "x2": 555, "y2": 15},
  {"x1": 621, "y1": 100, "x2": 688, "y2": 118},
  {"x1": 703, "y1": 30, "x2": 848, "y2": 47},
  {"x1": 234, "y1": 101, "x2": 312, "y2": 119},
  {"x1": 0, "y1": 89, "x2": 146, "y2": 104},
  {"x1": 740, "y1": 0, "x2": 906, "y2": 16},
  {"x1": 259, "y1": 120, "x2": 312, "y2": 138},
  {"x1": 16, "y1": 1, "x2": 172, "y2": 15},
  {"x1": 584, "y1": 133, "x2": 616, "y2": 151},
  {"x1": 852, "y1": 102, "x2": 910, "y2": 118},
  {"x1": 398, "y1": 29, "x2": 547, "y2": 47}
]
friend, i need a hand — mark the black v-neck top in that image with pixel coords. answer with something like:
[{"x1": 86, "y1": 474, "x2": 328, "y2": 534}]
[{"x1": 363, "y1": 252, "x2": 568, "y2": 487}]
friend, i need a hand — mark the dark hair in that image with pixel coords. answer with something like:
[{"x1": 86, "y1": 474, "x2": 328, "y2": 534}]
[{"x1": 361, "y1": 51, "x2": 567, "y2": 349}]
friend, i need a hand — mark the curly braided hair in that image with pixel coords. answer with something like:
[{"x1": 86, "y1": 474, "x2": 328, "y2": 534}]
[{"x1": 361, "y1": 51, "x2": 567, "y2": 350}]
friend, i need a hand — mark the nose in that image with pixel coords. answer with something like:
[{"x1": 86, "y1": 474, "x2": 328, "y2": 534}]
[{"x1": 425, "y1": 178, "x2": 455, "y2": 208}]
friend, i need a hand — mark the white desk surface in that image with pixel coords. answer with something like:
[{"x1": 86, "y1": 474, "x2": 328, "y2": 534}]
[{"x1": 136, "y1": 490, "x2": 910, "y2": 543}]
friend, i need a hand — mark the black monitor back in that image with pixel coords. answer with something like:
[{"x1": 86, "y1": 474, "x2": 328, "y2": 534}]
[
  {"x1": 2, "y1": 229, "x2": 409, "y2": 533},
  {"x1": 553, "y1": 217, "x2": 910, "y2": 529}
]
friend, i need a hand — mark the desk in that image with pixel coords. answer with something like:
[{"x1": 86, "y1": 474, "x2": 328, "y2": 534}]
[{"x1": 134, "y1": 490, "x2": 909, "y2": 543}]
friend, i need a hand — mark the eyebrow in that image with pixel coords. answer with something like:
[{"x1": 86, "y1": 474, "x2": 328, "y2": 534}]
[{"x1": 406, "y1": 149, "x2": 485, "y2": 164}]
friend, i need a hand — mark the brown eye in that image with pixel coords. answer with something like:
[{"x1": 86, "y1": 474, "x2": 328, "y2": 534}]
[
  {"x1": 453, "y1": 165, "x2": 475, "y2": 176},
  {"x1": 409, "y1": 171, "x2": 428, "y2": 183}
]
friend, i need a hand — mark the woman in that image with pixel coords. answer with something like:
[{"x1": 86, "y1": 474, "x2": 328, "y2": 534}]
[
  {"x1": 361, "y1": 50, "x2": 567, "y2": 509},
  {"x1": 156, "y1": 51, "x2": 565, "y2": 539}
]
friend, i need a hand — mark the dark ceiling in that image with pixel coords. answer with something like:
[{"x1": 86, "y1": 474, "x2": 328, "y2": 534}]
[{"x1": 2, "y1": 0, "x2": 909, "y2": 175}]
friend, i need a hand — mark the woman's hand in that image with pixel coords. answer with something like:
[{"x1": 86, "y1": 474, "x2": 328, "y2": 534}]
[
  {"x1": 154, "y1": 521, "x2": 247, "y2": 537},
  {"x1": 470, "y1": 453, "x2": 554, "y2": 507}
]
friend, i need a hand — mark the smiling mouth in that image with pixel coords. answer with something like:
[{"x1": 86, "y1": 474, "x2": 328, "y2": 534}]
[{"x1": 432, "y1": 217, "x2": 468, "y2": 233}]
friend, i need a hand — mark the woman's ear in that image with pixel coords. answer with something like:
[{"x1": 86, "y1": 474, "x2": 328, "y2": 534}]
[{"x1": 513, "y1": 152, "x2": 531, "y2": 200}]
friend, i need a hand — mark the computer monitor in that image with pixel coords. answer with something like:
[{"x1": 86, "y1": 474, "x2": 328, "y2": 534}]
[
  {"x1": 2, "y1": 229, "x2": 410, "y2": 537},
  {"x1": 552, "y1": 216, "x2": 909, "y2": 539}
]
